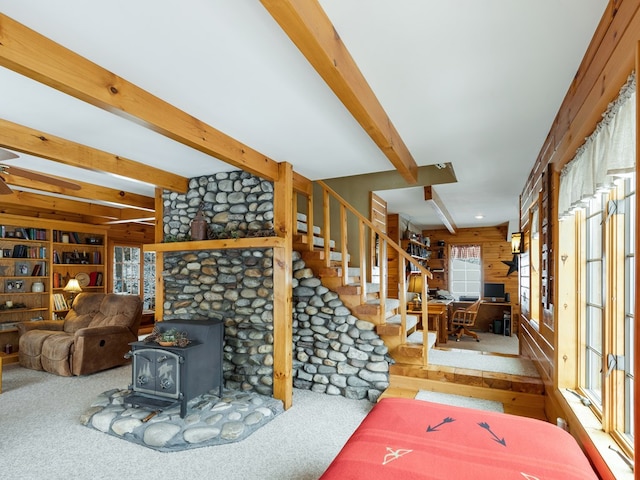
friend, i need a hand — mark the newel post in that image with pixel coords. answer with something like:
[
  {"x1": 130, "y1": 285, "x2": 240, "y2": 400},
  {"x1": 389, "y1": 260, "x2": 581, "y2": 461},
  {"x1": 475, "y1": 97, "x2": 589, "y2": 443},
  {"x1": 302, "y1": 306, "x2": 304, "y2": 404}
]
[{"x1": 273, "y1": 162, "x2": 294, "y2": 409}]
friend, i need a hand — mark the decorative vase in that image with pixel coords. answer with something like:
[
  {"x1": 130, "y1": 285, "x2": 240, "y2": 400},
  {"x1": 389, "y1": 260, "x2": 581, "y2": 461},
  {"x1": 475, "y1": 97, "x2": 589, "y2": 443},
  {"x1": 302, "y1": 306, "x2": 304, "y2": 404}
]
[{"x1": 190, "y1": 208, "x2": 208, "y2": 240}]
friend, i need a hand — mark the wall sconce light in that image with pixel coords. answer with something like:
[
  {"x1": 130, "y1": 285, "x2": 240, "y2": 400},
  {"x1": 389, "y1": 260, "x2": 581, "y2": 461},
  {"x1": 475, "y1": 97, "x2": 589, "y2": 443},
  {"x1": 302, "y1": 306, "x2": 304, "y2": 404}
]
[{"x1": 511, "y1": 232, "x2": 523, "y2": 255}]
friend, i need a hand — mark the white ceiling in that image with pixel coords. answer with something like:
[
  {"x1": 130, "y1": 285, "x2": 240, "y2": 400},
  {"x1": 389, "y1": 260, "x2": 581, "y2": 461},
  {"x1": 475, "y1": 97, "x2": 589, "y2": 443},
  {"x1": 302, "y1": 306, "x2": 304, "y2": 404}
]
[{"x1": 0, "y1": 0, "x2": 608, "y2": 229}]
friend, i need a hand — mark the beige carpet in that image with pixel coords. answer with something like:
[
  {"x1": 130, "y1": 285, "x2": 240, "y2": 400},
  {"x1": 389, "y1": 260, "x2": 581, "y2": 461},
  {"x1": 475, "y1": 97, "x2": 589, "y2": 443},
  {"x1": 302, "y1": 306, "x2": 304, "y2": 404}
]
[
  {"x1": 428, "y1": 348, "x2": 539, "y2": 377},
  {"x1": 0, "y1": 364, "x2": 373, "y2": 480},
  {"x1": 415, "y1": 390, "x2": 504, "y2": 413},
  {"x1": 442, "y1": 330, "x2": 518, "y2": 355}
]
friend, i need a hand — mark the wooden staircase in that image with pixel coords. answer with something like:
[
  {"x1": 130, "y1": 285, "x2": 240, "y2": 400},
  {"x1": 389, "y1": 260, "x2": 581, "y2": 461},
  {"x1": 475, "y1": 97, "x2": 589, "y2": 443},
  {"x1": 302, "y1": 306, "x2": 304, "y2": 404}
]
[
  {"x1": 294, "y1": 209, "x2": 437, "y2": 368},
  {"x1": 294, "y1": 182, "x2": 546, "y2": 419}
]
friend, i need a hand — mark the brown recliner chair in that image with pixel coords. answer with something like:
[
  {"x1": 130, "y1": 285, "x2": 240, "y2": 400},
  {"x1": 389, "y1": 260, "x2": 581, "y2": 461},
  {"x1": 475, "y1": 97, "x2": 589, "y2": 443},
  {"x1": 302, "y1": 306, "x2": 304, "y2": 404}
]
[{"x1": 17, "y1": 293, "x2": 142, "y2": 376}]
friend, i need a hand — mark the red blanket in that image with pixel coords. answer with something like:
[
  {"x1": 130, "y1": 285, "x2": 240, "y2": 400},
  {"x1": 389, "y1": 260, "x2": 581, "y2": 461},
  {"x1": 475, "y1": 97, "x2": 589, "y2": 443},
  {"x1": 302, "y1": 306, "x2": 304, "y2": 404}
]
[{"x1": 320, "y1": 397, "x2": 598, "y2": 480}]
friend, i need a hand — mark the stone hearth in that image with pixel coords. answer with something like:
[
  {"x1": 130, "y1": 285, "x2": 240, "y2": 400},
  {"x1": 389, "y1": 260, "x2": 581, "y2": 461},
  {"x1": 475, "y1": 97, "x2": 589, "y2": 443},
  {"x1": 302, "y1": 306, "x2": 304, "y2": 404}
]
[{"x1": 81, "y1": 388, "x2": 284, "y2": 452}]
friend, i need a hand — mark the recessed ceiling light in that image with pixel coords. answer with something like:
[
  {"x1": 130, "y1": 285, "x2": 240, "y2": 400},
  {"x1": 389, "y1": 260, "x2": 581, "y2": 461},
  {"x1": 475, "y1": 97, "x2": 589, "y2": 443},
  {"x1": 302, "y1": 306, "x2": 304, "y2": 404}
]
[{"x1": 475, "y1": 215, "x2": 484, "y2": 220}]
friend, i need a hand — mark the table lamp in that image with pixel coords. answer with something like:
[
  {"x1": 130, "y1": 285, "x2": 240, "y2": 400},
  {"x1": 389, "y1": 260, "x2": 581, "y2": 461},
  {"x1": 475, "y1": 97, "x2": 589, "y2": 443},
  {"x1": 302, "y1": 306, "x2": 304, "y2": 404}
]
[
  {"x1": 63, "y1": 278, "x2": 83, "y2": 306},
  {"x1": 407, "y1": 273, "x2": 424, "y2": 305}
]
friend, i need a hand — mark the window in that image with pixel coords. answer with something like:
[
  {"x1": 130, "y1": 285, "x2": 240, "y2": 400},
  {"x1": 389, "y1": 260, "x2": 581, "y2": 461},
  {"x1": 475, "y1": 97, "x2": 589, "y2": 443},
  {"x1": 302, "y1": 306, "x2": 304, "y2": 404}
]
[
  {"x1": 583, "y1": 192, "x2": 605, "y2": 407},
  {"x1": 621, "y1": 175, "x2": 635, "y2": 444},
  {"x1": 572, "y1": 174, "x2": 636, "y2": 453},
  {"x1": 113, "y1": 246, "x2": 140, "y2": 296},
  {"x1": 557, "y1": 74, "x2": 635, "y2": 460},
  {"x1": 449, "y1": 245, "x2": 481, "y2": 300}
]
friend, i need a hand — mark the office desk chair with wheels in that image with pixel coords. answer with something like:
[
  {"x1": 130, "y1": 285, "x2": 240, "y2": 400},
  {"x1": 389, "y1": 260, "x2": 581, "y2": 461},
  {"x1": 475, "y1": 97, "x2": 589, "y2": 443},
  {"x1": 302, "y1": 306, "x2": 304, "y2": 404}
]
[{"x1": 450, "y1": 299, "x2": 482, "y2": 342}]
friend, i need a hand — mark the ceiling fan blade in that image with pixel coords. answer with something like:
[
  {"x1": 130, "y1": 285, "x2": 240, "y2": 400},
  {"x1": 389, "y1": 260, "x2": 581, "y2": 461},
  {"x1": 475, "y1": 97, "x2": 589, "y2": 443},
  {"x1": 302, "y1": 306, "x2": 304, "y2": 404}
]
[
  {"x1": 0, "y1": 148, "x2": 19, "y2": 161},
  {"x1": 3, "y1": 165, "x2": 81, "y2": 191},
  {"x1": 0, "y1": 178, "x2": 13, "y2": 195}
]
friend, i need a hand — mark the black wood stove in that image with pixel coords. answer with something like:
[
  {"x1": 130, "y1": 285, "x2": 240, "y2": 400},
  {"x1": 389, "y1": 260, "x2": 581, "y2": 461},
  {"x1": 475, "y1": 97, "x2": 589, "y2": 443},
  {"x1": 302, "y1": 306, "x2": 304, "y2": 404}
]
[{"x1": 124, "y1": 318, "x2": 224, "y2": 417}]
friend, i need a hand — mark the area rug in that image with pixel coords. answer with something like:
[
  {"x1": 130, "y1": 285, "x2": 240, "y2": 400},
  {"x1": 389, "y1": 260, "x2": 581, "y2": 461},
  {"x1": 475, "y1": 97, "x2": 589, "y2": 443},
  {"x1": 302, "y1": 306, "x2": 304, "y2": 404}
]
[
  {"x1": 415, "y1": 390, "x2": 504, "y2": 413},
  {"x1": 81, "y1": 387, "x2": 284, "y2": 452}
]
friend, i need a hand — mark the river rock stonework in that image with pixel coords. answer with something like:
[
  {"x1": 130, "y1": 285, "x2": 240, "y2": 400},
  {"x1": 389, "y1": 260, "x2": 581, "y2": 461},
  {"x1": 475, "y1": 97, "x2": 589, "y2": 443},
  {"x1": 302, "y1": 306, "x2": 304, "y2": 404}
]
[
  {"x1": 81, "y1": 388, "x2": 284, "y2": 452},
  {"x1": 163, "y1": 170, "x2": 275, "y2": 240},
  {"x1": 162, "y1": 171, "x2": 390, "y2": 403},
  {"x1": 291, "y1": 259, "x2": 390, "y2": 402}
]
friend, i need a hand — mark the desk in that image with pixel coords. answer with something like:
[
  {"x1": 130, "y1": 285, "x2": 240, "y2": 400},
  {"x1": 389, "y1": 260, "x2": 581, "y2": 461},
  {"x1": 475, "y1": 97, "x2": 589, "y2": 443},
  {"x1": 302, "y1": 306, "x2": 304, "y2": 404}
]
[
  {"x1": 408, "y1": 299, "x2": 453, "y2": 345},
  {"x1": 451, "y1": 300, "x2": 513, "y2": 336}
]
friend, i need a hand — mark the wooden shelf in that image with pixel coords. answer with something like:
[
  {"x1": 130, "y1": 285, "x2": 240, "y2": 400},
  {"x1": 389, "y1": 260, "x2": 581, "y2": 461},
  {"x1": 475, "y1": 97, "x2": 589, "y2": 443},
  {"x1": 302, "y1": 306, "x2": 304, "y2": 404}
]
[
  {"x1": 0, "y1": 215, "x2": 108, "y2": 325},
  {"x1": 144, "y1": 236, "x2": 286, "y2": 253},
  {"x1": 0, "y1": 307, "x2": 47, "y2": 315}
]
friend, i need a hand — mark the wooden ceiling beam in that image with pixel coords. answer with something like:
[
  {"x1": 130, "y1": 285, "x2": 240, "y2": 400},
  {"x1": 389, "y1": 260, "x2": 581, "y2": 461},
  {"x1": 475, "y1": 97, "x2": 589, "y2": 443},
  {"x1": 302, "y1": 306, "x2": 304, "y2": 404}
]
[
  {"x1": 0, "y1": 118, "x2": 187, "y2": 193},
  {"x1": 0, "y1": 14, "x2": 282, "y2": 183},
  {"x1": 0, "y1": 191, "x2": 126, "y2": 219},
  {"x1": 261, "y1": 0, "x2": 419, "y2": 185},
  {"x1": 5, "y1": 171, "x2": 154, "y2": 211},
  {"x1": 0, "y1": 205, "x2": 84, "y2": 223},
  {"x1": 423, "y1": 186, "x2": 457, "y2": 234}
]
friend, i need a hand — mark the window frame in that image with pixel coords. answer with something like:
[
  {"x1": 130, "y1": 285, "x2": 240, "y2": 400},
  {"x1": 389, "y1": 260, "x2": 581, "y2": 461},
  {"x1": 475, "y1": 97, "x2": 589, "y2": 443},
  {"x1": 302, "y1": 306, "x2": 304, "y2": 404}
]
[
  {"x1": 112, "y1": 244, "x2": 142, "y2": 297},
  {"x1": 448, "y1": 244, "x2": 481, "y2": 300},
  {"x1": 572, "y1": 176, "x2": 636, "y2": 457}
]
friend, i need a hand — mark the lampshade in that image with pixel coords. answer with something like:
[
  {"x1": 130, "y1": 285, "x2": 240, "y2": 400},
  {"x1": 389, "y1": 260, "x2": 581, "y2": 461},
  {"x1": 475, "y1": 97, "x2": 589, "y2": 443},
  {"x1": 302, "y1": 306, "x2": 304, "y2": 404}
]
[
  {"x1": 407, "y1": 273, "x2": 424, "y2": 294},
  {"x1": 407, "y1": 273, "x2": 425, "y2": 306},
  {"x1": 511, "y1": 232, "x2": 523, "y2": 254},
  {"x1": 63, "y1": 278, "x2": 83, "y2": 293}
]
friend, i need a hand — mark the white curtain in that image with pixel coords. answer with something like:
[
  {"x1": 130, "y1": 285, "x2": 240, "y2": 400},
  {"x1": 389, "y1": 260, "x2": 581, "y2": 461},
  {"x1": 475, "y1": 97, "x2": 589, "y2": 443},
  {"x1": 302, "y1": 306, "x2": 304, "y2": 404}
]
[
  {"x1": 450, "y1": 244, "x2": 480, "y2": 260},
  {"x1": 559, "y1": 73, "x2": 636, "y2": 219}
]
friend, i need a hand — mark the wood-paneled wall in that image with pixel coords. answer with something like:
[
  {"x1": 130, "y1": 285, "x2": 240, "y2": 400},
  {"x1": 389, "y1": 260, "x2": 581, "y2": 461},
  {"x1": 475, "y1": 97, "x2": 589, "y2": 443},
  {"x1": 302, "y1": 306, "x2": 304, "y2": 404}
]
[
  {"x1": 517, "y1": 3, "x2": 640, "y2": 477},
  {"x1": 422, "y1": 225, "x2": 520, "y2": 332}
]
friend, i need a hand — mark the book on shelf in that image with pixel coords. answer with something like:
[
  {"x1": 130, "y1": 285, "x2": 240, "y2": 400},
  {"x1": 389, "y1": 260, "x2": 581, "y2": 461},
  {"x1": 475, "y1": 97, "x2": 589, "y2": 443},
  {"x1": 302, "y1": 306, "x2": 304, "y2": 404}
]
[
  {"x1": 52, "y1": 272, "x2": 63, "y2": 289},
  {"x1": 88, "y1": 271, "x2": 103, "y2": 287},
  {"x1": 53, "y1": 293, "x2": 69, "y2": 311},
  {"x1": 12, "y1": 244, "x2": 28, "y2": 258}
]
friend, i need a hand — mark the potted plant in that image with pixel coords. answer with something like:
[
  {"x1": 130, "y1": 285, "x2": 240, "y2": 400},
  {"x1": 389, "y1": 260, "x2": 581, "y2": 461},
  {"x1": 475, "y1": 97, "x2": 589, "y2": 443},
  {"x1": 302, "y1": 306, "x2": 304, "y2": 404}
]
[{"x1": 147, "y1": 326, "x2": 190, "y2": 347}]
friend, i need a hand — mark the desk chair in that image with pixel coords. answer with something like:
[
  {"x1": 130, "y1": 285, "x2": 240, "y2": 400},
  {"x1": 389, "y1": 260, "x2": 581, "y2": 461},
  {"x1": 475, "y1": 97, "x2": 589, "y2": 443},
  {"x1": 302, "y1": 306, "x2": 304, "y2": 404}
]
[{"x1": 450, "y1": 299, "x2": 481, "y2": 342}]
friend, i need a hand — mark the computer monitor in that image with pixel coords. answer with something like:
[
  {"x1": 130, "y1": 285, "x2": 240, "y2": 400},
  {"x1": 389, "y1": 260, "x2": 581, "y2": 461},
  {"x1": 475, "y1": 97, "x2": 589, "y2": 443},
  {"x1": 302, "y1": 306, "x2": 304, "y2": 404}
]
[{"x1": 483, "y1": 283, "x2": 505, "y2": 301}]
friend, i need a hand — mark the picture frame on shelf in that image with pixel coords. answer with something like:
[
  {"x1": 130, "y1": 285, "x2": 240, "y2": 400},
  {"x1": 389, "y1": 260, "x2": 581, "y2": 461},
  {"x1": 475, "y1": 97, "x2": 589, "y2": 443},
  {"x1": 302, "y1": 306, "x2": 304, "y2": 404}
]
[
  {"x1": 15, "y1": 263, "x2": 29, "y2": 276},
  {"x1": 5, "y1": 279, "x2": 25, "y2": 293}
]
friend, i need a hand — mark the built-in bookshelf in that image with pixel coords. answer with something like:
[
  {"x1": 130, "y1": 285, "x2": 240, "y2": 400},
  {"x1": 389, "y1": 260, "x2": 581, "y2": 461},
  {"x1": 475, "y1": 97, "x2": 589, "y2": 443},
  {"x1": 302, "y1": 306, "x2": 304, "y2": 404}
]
[
  {"x1": 51, "y1": 227, "x2": 107, "y2": 316},
  {"x1": 0, "y1": 215, "x2": 108, "y2": 363}
]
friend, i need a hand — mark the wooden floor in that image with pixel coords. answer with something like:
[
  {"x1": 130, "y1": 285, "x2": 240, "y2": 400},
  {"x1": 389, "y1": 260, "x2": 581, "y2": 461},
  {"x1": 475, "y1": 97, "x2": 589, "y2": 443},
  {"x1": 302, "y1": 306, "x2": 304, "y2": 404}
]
[{"x1": 380, "y1": 351, "x2": 547, "y2": 421}]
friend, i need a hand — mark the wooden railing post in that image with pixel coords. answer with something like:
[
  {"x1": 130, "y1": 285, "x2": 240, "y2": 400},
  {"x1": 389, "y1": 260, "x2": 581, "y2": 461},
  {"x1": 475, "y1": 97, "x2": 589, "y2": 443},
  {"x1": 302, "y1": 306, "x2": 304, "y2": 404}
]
[
  {"x1": 305, "y1": 191, "x2": 314, "y2": 252},
  {"x1": 322, "y1": 188, "x2": 331, "y2": 267},
  {"x1": 340, "y1": 204, "x2": 348, "y2": 286},
  {"x1": 299, "y1": 180, "x2": 433, "y2": 364}
]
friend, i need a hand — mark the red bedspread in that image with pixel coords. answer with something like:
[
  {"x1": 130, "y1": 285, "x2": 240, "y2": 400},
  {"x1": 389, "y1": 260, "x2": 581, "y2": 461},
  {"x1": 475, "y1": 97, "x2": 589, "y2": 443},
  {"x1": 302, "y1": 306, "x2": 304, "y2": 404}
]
[{"x1": 320, "y1": 397, "x2": 598, "y2": 480}]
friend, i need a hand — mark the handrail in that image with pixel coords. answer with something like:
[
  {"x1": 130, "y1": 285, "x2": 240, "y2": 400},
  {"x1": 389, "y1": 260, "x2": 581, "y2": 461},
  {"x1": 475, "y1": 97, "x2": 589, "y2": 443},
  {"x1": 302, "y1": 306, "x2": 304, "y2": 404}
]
[{"x1": 295, "y1": 180, "x2": 432, "y2": 364}]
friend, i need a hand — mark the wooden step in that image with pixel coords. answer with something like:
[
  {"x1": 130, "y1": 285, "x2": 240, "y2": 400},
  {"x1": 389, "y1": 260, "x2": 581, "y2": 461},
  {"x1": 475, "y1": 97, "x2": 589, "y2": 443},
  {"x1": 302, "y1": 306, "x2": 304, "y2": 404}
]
[
  {"x1": 389, "y1": 361, "x2": 545, "y2": 396},
  {"x1": 293, "y1": 233, "x2": 336, "y2": 249},
  {"x1": 379, "y1": 378, "x2": 547, "y2": 420},
  {"x1": 376, "y1": 314, "x2": 419, "y2": 336},
  {"x1": 335, "y1": 282, "x2": 380, "y2": 296}
]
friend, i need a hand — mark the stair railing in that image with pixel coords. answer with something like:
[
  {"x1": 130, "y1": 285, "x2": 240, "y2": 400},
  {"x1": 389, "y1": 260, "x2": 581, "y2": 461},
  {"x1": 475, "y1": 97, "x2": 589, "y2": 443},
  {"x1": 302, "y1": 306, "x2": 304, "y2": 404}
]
[{"x1": 297, "y1": 180, "x2": 432, "y2": 363}]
